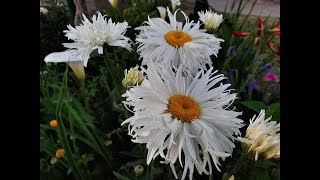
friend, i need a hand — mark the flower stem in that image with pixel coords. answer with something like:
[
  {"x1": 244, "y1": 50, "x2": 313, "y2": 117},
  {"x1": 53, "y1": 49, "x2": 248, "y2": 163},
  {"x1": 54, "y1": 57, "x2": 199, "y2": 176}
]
[
  {"x1": 80, "y1": 79, "x2": 90, "y2": 110},
  {"x1": 103, "y1": 55, "x2": 122, "y2": 98}
]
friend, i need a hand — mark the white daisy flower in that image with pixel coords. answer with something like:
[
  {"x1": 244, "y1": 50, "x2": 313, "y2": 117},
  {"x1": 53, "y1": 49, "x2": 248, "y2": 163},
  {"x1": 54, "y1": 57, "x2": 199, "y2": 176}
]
[
  {"x1": 135, "y1": 8, "x2": 224, "y2": 74},
  {"x1": 63, "y1": 12, "x2": 131, "y2": 67},
  {"x1": 122, "y1": 62, "x2": 243, "y2": 180},
  {"x1": 198, "y1": 10, "x2": 224, "y2": 32},
  {"x1": 237, "y1": 110, "x2": 280, "y2": 161}
]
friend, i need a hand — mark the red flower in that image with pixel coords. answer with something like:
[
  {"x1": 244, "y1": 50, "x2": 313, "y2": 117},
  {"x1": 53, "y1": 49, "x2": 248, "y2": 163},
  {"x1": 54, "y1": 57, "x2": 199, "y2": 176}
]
[
  {"x1": 270, "y1": 25, "x2": 280, "y2": 36},
  {"x1": 267, "y1": 41, "x2": 272, "y2": 49},
  {"x1": 232, "y1": 31, "x2": 250, "y2": 37},
  {"x1": 258, "y1": 18, "x2": 264, "y2": 36}
]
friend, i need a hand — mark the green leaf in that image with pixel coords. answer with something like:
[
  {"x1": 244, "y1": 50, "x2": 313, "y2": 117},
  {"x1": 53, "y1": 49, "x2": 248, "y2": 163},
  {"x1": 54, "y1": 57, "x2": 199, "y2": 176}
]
[
  {"x1": 240, "y1": 101, "x2": 268, "y2": 112},
  {"x1": 113, "y1": 171, "x2": 131, "y2": 180},
  {"x1": 266, "y1": 103, "x2": 280, "y2": 122},
  {"x1": 254, "y1": 160, "x2": 278, "y2": 169},
  {"x1": 250, "y1": 168, "x2": 272, "y2": 180}
]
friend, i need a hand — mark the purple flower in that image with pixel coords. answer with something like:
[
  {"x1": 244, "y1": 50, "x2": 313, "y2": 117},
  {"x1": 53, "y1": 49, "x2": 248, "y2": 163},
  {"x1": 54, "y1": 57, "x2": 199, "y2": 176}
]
[
  {"x1": 247, "y1": 80, "x2": 258, "y2": 91},
  {"x1": 264, "y1": 73, "x2": 278, "y2": 82},
  {"x1": 242, "y1": 47, "x2": 249, "y2": 52},
  {"x1": 225, "y1": 69, "x2": 236, "y2": 77},
  {"x1": 231, "y1": 46, "x2": 237, "y2": 55},
  {"x1": 262, "y1": 63, "x2": 272, "y2": 72}
]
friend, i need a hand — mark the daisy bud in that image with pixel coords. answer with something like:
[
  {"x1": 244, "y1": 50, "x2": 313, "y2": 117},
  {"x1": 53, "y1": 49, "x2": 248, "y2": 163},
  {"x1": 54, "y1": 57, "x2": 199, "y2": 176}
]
[
  {"x1": 122, "y1": 66, "x2": 144, "y2": 88},
  {"x1": 134, "y1": 165, "x2": 144, "y2": 176},
  {"x1": 50, "y1": 157, "x2": 58, "y2": 164},
  {"x1": 237, "y1": 110, "x2": 280, "y2": 161},
  {"x1": 198, "y1": 10, "x2": 224, "y2": 32}
]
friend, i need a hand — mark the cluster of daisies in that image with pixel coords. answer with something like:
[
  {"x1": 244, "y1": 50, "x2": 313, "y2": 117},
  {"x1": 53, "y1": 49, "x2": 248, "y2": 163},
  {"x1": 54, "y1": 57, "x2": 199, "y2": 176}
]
[{"x1": 44, "y1": 6, "x2": 280, "y2": 180}]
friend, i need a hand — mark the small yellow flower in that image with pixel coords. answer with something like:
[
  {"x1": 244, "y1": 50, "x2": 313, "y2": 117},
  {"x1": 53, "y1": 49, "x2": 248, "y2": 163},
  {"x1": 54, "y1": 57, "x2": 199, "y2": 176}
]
[
  {"x1": 134, "y1": 165, "x2": 144, "y2": 176},
  {"x1": 55, "y1": 149, "x2": 65, "y2": 158},
  {"x1": 122, "y1": 66, "x2": 144, "y2": 88},
  {"x1": 50, "y1": 120, "x2": 58, "y2": 127}
]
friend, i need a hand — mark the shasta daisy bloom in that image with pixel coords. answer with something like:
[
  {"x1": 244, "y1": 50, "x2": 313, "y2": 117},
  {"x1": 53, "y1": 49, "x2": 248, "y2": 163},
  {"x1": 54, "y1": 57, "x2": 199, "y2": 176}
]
[
  {"x1": 63, "y1": 12, "x2": 131, "y2": 67},
  {"x1": 122, "y1": 62, "x2": 243, "y2": 180},
  {"x1": 135, "y1": 8, "x2": 224, "y2": 74},
  {"x1": 237, "y1": 110, "x2": 280, "y2": 161},
  {"x1": 198, "y1": 10, "x2": 224, "y2": 32}
]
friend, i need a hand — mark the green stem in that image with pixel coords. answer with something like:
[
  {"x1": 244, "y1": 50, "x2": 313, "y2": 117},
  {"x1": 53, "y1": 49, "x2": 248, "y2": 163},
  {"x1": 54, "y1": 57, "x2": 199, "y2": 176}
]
[
  {"x1": 55, "y1": 66, "x2": 85, "y2": 180},
  {"x1": 227, "y1": 153, "x2": 250, "y2": 179},
  {"x1": 80, "y1": 79, "x2": 90, "y2": 110},
  {"x1": 103, "y1": 55, "x2": 122, "y2": 98}
]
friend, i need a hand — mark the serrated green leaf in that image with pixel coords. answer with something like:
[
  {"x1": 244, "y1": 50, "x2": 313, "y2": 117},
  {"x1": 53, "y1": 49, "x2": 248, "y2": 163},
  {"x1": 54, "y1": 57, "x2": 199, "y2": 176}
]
[{"x1": 240, "y1": 101, "x2": 268, "y2": 112}]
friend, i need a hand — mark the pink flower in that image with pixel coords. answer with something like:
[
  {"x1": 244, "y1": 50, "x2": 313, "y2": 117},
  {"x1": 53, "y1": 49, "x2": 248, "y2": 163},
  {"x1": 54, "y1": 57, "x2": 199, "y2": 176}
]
[{"x1": 264, "y1": 73, "x2": 278, "y2": 82}]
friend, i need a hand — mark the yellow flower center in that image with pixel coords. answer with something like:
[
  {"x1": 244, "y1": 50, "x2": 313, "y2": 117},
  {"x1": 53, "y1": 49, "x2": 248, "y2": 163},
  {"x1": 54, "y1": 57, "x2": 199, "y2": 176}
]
[
  {"x1": 167, "y1": 95, "x2": 200, "y2": 123},
  {"x1": 165, "y1": 30, "x2": 192, "y2": 48}
]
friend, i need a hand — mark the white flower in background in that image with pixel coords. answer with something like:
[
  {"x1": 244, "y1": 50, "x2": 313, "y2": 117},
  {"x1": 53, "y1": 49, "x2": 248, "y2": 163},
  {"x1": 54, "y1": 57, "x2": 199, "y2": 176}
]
[
  {"x1": 122, "y1": 65, "x2": 144, "y2": 88},
  {"x1": 135, "y1": 8, "x2": 224, "y2": 74},
  {"x1": 44, "y1": 50, "x2": 85, "y2": 80},
  {"x1": 198, "y1": 10, "x2": 224, "y2": 32},
  {"x1": 108, "y1": 0, "x2": 118, "y2": 8},
  {"x1": 237, "y1": 110, "x2": 280, "y2": 161},
  {"x1": 156, "y1": 6, "x2": 167, "y2": 19},
  {"x1": 122, "y1": 62, "x2": 243, "y2": 180},
  {"x1": 171, "y1": 0, "x2": 181, "y2": 11},
  {"x1": 63, "y1": 12, "x2": 131, "y2": 67},
  {"x1": 40, "y1": 7, "x2": 49, "y2": 14}
]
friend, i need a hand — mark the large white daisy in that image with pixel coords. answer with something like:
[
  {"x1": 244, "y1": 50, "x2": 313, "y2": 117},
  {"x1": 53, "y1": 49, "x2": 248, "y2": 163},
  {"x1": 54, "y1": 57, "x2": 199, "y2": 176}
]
[
  {"x1": 122, "y1": 62, "x2": 243, "y2": 180},
  {"x1": 63, "y1": 12, "x2": 132, "y2": 67},
  {"x1": 237, "y1": 110, "x2": 280, "y2": 161},
  {"x1": 135, "y1": 8, "x2": 224, "y2": 74}
]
